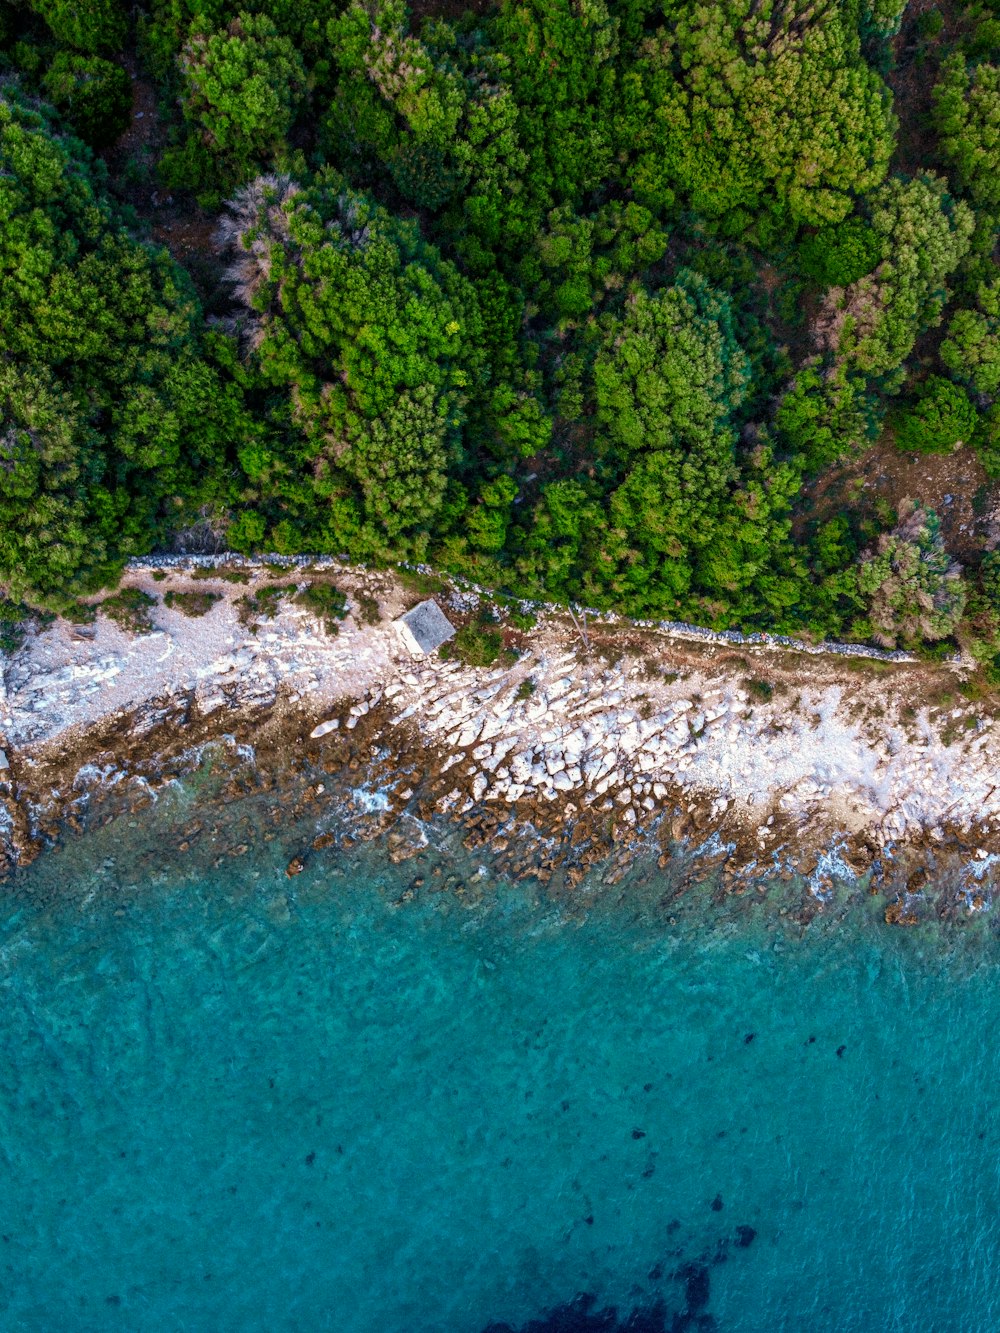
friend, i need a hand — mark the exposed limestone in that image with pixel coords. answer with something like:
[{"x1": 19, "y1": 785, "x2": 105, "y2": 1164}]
[{"x1": 1, "y1": 557, "x2": 1000, "y2": 923}]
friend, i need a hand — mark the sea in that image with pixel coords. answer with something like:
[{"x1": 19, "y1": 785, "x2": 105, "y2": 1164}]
[{"x1": 0, "y1": 763, "x2": 997, "y2": 1332}]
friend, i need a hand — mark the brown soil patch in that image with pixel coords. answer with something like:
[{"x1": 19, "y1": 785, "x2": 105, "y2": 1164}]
[
  {"x1": 100, "y1": 54, "x2": 225, "y2": 294},
  {"x1": 797, "y1": 436, "x2": 999, "y2": 563}
]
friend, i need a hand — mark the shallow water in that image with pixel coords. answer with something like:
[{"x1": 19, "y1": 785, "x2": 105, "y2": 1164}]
[{"x1": 1, "y1": 786, "x2": 998, "y2": 1331}]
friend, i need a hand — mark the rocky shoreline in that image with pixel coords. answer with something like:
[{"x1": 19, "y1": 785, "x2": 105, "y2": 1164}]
[{"x1": 3, "y1": 557, "x2": 1000, "y2": 928}]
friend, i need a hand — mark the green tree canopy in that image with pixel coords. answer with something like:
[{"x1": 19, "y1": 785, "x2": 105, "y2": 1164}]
[
  {"x1": 892, "y1": 375, "x2": 977, "y2": 454},
  {"x1": 162, "y1": 11, "x2": 307, "y2": 199},
  {"x1": 219, "y1": 171, "x2": 493, "y2": 558},
  {"x1": 620, "y1": 0, "x2": 896, "y2": 230},
  {"x1": 933, "y1": 54, "x2": 1000, "y2": 209},
  {"x1": 0, "y1": 83, "x2": 246, "y2": 609},
  {"x1": 28, "y1": 0, "x2": 127, "y2": 53},
  {"x1": 41, "y1": 52, "x2": 132, "y2": 148},
  {"x1": 589, "y1": 271, "x2": 752, "y2": 606},
  {"x1": 813, "y1": 174, "x2": 974, "y2": 383},
  {"x1": 940, "y1": 279, "x2": 1000, "y2": 396}
]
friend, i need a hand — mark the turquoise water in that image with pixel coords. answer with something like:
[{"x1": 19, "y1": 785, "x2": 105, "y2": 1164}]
[{"x1": 1, "y1": 789, "x2": 998, "y2": 1331}]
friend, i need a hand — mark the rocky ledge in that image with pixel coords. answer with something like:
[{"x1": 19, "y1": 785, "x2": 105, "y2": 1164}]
[{"x1": 2, "y1": 556, "x2": 999, "y2": 928}]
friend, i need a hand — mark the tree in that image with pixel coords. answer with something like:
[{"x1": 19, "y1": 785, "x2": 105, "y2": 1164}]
[
  {"x1": 0, "y1": 83, "x2": 246, "y2": 609},
  {"x1": 594, "y1": 272, "x2": 750, "y2": 458},
  {"x1": 325, "y1": 1, "x2": 530, "y2": 252},
  {"x1": 494, "y1": 0, "x2": 620, "y2": 214},
  {"x1": 892, "y1": 376, "x2": 977, "y2": 454},
  {"x1": 811, "y1": 174, "x2": 974, "y2": 384},
  {"x1": 28, "y1": 0, "x2": 127, "y2": 53},
  {"x1": 217, "y1": 171, "x2": 490, "y2": 558},
  {"x1": 41, "y1": 53, "x2": 132, "y2": 148},
  {"x1": 163, "y1": 12, "x2": 307, "y2": 199},
  {"x1": 855, "y1": 502, "x2": 965, "y2": 648},
  {"x1": 621, "y1": 0, "x2": 896, "y2": 230},
  {"x1": 940, "y1": 279, "x2": 1000, "y2": 396},
  {"x1": 775, "y1": 367, "x2": 881, "y2": 471},
  {"x1": 590, "y1": 271, "x2": 752, "y2": 607},
  {"x1": 933, "y1": 54, "x2": 1000, "y2": 208},
  {"x1": 797, "y1": 217, "x2": 887, "y2": 287}
]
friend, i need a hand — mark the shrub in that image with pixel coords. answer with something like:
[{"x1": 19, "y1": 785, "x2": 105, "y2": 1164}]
[
  {"x1": 0, "y1": 595, "x2": 30, "y2": 654},
  {"x1": 447, "y1": 623, "x2": 504, "y2": 667},
  {"x1": 99, "y1": 588, "x2": 158, "y2": 634},
  {"x1": 236, "y1": 584, "x2": 286, "y2": 628},
  {"x1": 163, "y1": 589, "x2": 222, "y2": 617},
  {"x1": 356, "y1": 594, "x2": 382, "y2": 626},
  {"x1": 295, "y1": 582, "x2": 349, "y2": 635},
  {"x1": 192, "y1": 564, "x2": 250, "y2": 583}
]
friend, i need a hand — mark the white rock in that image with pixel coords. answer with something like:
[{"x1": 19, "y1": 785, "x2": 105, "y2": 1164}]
[{"x1": 309, "y1": 719, "x2": 340, "y2": 739}]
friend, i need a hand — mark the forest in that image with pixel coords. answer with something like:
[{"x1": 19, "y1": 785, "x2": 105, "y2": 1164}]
[{"x1": 3, "y1": 0, "x2": 1000, "y2": 666}]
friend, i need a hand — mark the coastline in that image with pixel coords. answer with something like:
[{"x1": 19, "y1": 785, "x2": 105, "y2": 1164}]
[{"x1": 3, "y1": 556, "x2": 1000, "y2": 927}]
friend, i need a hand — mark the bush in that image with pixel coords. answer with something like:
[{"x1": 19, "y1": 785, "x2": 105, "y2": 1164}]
[
  {"x1": 892, "y1": 376, "x2": 977, "y2": 454},
  {"x1": 446, "y1": 623, "x2": 504, "y2": 667},
  {"x1": 163, "y1": 589, "x2": 222, "y2": 617},
  {"x1": 236, "y1": 583, "x2": 286, "y2": 628},
  {"x1": 99, "y1": 588, "x2": 157, "y2": 634},
  {"x1": 0, "y1": 595, "x2": 30, "y2": 654},
  {"x1": 295, "y1": 582, "x2": 349, "y2": 635}
]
